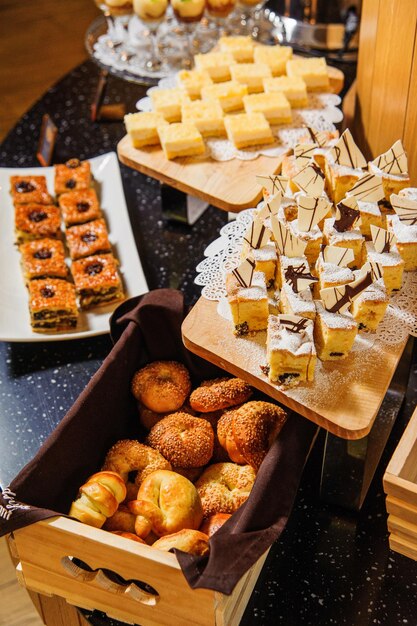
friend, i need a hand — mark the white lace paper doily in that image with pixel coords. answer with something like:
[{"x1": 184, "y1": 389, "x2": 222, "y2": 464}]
[
  {"x1": 194, "y1": 208, "x2": 417, "y2": 347},
  {"x1": 136, "y1": 78, "x2": 342, "y2": 162}
]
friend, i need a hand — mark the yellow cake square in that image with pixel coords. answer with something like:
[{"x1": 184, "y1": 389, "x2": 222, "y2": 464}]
[
  {"x1": 224, "y1": 113, "x2": 274, "y2": 149},
  {"x1": 364, "y1": 241, "x2": 404, "y2": 292},
  {"x1": 194, "y1": 51, "x2": 236, "y2": 82},
  {"x1": 250, "y1": 242, "x2": 277, "y2": 288},
  {"x1": 150, "y1": 88, "x2": 190, "y2": 123},
  {"x1": 157, "y1": 122, "x2": 205, "y2": 160},
  {"x1": 225, "y1": 270, "x2": 269, "y2": 334},
  {"x1": 266, "y1": 314, "x2": 316, "y2": 385},
  {"x1": 286, "y1": 57, "x2": 330, "y2": 92},
  {"x1": 201, "y1": 81, "x2": 248, "y2": 112},
  {"x1": 218, "y1": 36, "x2": 255, "y2": 62},
  {"x1": 387, "y1": 215, "x2": 417, "y2": 271},
  {"x1": 263, "y1": 75, "x2": 308, "y2": 107},
  {"x1": 279, "y1": 281, "x2": 316, "y2": 320},
  {"x1": 243, "y1": 92, "x2": 292, "y2": 124},
  {"x1": 181, "y1": 99, "x2": 225, "y2": 137},
  {"x1": 357, "y1": 201, "x2": 386, "y2": 238},
  {"x1": 253, "y1": 45, "x2": 293, "y2": 77},
  {"x1": 351, "y1": 278, "x2": 389, "y2": 332},
  {"x1": 177, "y1": 69, "x2": 213, "y2": 99},
  {"x1": 229, "y1": 62, "x2": 272, "y2": 93},
  {"x1": 124, "y1": 112, "x2": 169, "y2": 148},
  {"x1": 314, "y1": 301, "x2": 358, "y2": 361},
  {"x1": 276, "y1": 254, "x2": 309, "y2": 290},
  {"x1": 323, "y1": 218, "x2": 364, "y2": 269}
]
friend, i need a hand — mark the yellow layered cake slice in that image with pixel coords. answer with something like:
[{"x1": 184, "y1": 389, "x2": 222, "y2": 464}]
[
  {"x1": 364, "y1": 241, "x2": 404, "y2": 292},
  {"x1": 314, "y1": 300, "x2": 358, "y2": 361},
  {"x1": 201, "y1": 81, "x2": 248, "y2": 113},
  {"x1": 181, "y1": 99, "x2": 225, "y2": 137},
  {"x1": 286, "y1": 57, "x2": 330, "y2": 91},
  {"x1": 266, "y1": 314, "x2": 316, "y2": 386},
  {"x1": 150, "y1": 88, "x2": 190, "y2": 123},
  {"x1": 157, "y1": 122, "x2": 205, "y2": 160},
  {"x1": 253, "y1": 45, "x2": 293, "y2": 77},
  {"x1": 218, "y1": 36, "x2": 254, "y2": 62},
  {"x1": 351, "y1": 277, "x2": 389, "y2": 332},
  {"x1": 224, "y1": 113, "x2": 274, "y2": 149},
  {"x1": 288, "y1": 218, "x2": 323, "y2": 267},
  {"x1": 357, "y1": 201, "x2": 386, "y2": 239},
  {"x1": 229, "y1": 62, "x2": 272, "y2": 94},
  {"x1": 225, "y1": 269, "x2": 269, "y2": 335},
  {"x1": 369, "y1": 140, "x2": 410, "y2": 202},
  {"x1": 323, "y1": 217, "x2": 364, "y2": 269},
  {"x1": 124, "y1": 112, "x2": 169, "y2": 148},
  {"x1": 250, "y1": 242, "x2": 277, "y2": 288},
  {"x1": 314, "y1": 253, "x2": 354, "y2": 298},
  {"x1": 243, "y1": 92, "x2": 292, "y2": 125},
  {"x1": 194, "y1": 51, "x2": 235, "y2": 82},
  {"x1": 279, "y1": 281, "x2": 316, "y2": 320},
  {"x1": 263, "y1": 75, "x2": 308, "y2": 107},
  {"x1": 176, "y1": 69, "x2": 213, "y2": 99}
]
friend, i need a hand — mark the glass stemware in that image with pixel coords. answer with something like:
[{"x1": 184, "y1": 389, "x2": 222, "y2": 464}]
[
  {"x1": 133, "y1": 0, "x2": 168, "y2": 71},
  {"x1": 206, "y1": 0, "x2": 237, "y2": 38},
  {"x1": 230, "y1": 0, "x2": 266, "y2": 38},
  {"x1": 170, "y1": 0, "x2": 206, "y2": 66},
  {"x1": 94, "y1": 0, "x2": 133, "y2": 53}
]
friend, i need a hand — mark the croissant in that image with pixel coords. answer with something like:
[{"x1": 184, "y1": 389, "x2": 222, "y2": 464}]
[{"x1": 69, "y1": 470, "x2": 127, "y2": 528}]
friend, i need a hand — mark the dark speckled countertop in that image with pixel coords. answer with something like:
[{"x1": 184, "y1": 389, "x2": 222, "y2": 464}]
[{"x1": 1, "y1": 60, "x2": 417, "y2": 626}]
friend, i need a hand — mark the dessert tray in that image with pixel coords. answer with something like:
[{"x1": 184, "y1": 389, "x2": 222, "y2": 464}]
[
  {"x1": 181, "y1": 209, "x2": 417, "y2": 440},
  {"x1": 0, "y1": 152, "x2": 148, "y2": 342},
  {"x1": 118, "y1": 69, "x2": 344, "y2": 211}
]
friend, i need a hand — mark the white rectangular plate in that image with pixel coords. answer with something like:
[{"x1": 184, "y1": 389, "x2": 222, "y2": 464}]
[{"x1": 0, "y1": 152, "x2": 148, "y2": 341}]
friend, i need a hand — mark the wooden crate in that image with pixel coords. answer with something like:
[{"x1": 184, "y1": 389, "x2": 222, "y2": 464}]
[
  {"x1": 383, "y1": 406, "x2": 417, "y2": 560},
  {"x1": 11, "y1": 516, "x2": 268, "y2": 626}
]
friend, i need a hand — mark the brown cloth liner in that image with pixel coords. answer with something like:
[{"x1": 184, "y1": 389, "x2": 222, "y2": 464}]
[{"x1": 0, "y1": 289, "x2": 317, "y2": 595}]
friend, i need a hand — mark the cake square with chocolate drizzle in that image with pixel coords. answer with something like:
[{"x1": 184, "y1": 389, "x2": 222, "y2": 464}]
[
  {"x1": 58, "y1": 188, "x2": 102, "y2": 227},
  {"x1": 28, "y1": 278, "x2": 78, "y2": 332},
  {"x1": 71, "y1": 253, "x2": 124, "y2": 309},
  {"x1": 65, "y1": 218, "x2": 111, "y2": 260},
  {"x1": 14, "y1": 203, "x2": 62, "y2": 243},
  {"x1": 54, "y1": 158, "x2": 92, "y2": 195},
  {"x1": 10, "y1": 175, "x2": 53, "y2": 205},
  {"x1": 19, "y1": 238, "x2": 68, "y2": 282}
]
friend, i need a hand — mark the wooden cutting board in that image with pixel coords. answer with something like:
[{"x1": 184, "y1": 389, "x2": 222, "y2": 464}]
[
  {"x1": 118, "y1": 66, "x2": 344, "y2": 212},
  {"x1": 181, "y1": 297, "x2": 408, "y2": 440}
]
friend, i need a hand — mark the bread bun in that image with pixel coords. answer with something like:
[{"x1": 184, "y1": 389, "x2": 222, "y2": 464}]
[
  {"x1": 132, "y1": 361, "x2": 191, "y2": 413},
  {"x1": 69, "y1": 471, "x2": 126, "y2": 528},
  {"x1": 152, "y1": 529, "x2": 209, "y2": 555}
]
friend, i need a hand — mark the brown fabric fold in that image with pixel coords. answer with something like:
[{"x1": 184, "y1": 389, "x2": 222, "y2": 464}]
[{"x1": 0, "y1": 288, "x2": 316, "y2": 594}]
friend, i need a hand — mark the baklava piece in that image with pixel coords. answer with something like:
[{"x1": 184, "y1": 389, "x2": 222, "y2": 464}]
[
  {"x1": 225, "y1": 270, "x2": 269, "y2": 335},
  {"x1": 28, "y1": 278, "x2": 78, "y2": 332},
  {"x1": 224, "y1": 113, "x2": 274, "y2": 150},
  {"x1": 157, "y1": 122, "x2": 205, "y2": 160},
  {"x1": 15, "y1": 203, "x2": 62, "y2": 243},
  {"x1": 58, "y1": 188, "x2": 102, "y2": 227},
  {"x1": 314, "y1": 301, "x2": 358, "y2": 361},
  {"x1": 54, "y1": 158, "x2": 92, "y2": 195},
  {"x1": 20, "y1": 238, "x2": 68, "y2": 282},
  {"x1": 253, "y1": 45, "x2": 293, "y2": 77},
  {"x1": 71, "y1": 253, "x2": 124, "y2": 309},
  {"x1": 10, "y1": 175, "x2": 52, "y2": 205},
  {"x1": 243, "y1": 92, "x2": 292, "y2": 125},
  {"x1": 66, "y1": 218, "x2": 111, "y2": 260},
  {"x1": 124, "y1": 111, "x2": 169, "y2": 147},
  {"x1": 229, "y1": 62, "x2": 272, "y2": 94},
  {"x1": 266, "y1": 314, "x2": 316, "y2": 386}
]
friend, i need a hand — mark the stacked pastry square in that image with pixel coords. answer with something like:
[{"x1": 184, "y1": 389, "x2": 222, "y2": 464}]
[
  {"x1": 124, "y1": 36, "x2": 331, "y2": 159},
  {"x1": 225, "y1": 128, "x2": 416, "y2": 387},
  {"x1": 68, "y1": 360, "x2": 287, "y2": 555},
  {"x1": 11, "y1": 158, "x2": 124, "y2": 333}
]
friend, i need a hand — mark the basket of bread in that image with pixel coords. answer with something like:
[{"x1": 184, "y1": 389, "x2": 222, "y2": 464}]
[{"x1": 0, "y1": 289, "x2": 316, "y2": 626}]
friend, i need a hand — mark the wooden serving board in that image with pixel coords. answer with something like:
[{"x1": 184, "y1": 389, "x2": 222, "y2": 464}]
[
  {"x1": 118, "y1": 66, "x2": 344, "y2": 212},
  {"x1": 181, "y1": 297, "x2": 409, "y2": 440}
]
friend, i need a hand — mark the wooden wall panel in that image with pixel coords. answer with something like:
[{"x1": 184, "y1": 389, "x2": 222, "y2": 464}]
[{"x1": 403, "y1": 32, "x2": 417, "y2": 182}]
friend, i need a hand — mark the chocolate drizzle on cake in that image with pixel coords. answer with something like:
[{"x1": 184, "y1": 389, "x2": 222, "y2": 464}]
[
  {"x1": 294, "y1": 143, "x2": 316, "y2": 168},
  {"x1": 292, "y1": 162, "x2": 325, "y2": 197},
  {"x1": 348, "y1": 173, "x2": 384, "y2": 202},
  {"x1": 15, "y1": 180, "x2": 35, "y2": 193},
  {"x1": 370, "y1": 225, "x2": 396, "y2": 254},
  {"x1": 321, "y1": 268, "x2": 373, "y2": 314},
  {"x1": 33, "y1": 248, "x2": 52, "y2": 260},
  {"x1": 270, "y1": 215, "x2": 307, "y2": 257},
  {"x1": 372, "y1": 140, "x2": 408, "y2": 175},
  {"x1": 257, "y1": 193, "x2": 282, "y2": 220},
  {"x1": 334, "y1": 198, "x2": 360, "y2": 232},
  {"x1": 243, "y1": 219, "x2": 271, "y2": 249},
  {"x1": 370, "y1": 260, "x2": 384, "y2": 281},
  {"x1": 391, "y1": 194, "x2": 417, "y2": 225},
  {"x1": 305, "y1": 126, "x2": 328, "y2": 148},
  {"x1": 284, "y1": 264, "x2": 318, "y2": 293},
  {"x1": 296, "y1": 195, "x2": 330, "y2": 232},
  {"x1": 320, "y1": 244, "x2": 354, "y2": 267},
  {"x1": 330, "y1": 129, "x2": 367, "y2": 169},
  {"x1": 28, "y1": 210, "x2": 48, "y2": 223},
  {"x1": 280, "y1": 315, "x2": 310, "y2": 334},
  {"x1": 232, "y1": 257, "x2": 256, "y2": 288},
  {"x1": 256, "y1": 174, "x2": 289, "y2": 196}
]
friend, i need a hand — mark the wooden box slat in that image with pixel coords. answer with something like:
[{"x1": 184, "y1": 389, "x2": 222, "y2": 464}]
[
  {"x1": 181, "y1": 297, "x2": 408, "y2": 440},
  {"x1": 386, "y1": 496, "x2": 417, "y2": 527},
  {"x1": 13, "y1": 517, "x2": 267, "y2": 626}
]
